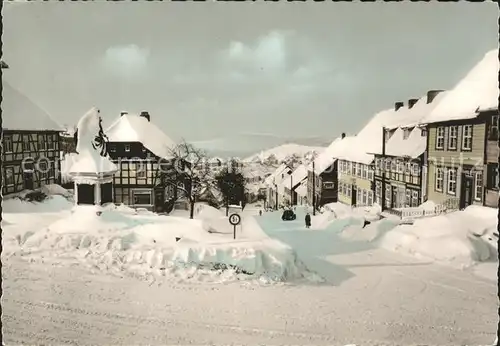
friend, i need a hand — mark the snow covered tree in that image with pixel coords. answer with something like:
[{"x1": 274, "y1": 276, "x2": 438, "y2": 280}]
[{"x1": 165, "y1": 140, "x2": 214, "y2": 219}]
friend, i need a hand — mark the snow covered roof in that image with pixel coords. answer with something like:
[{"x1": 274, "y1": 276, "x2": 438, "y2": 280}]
[
  {"x1": 385, "y1": 92, "x2": 449, "y2": 130},
  {"x1": 295, "y1": 180, "x2": 307, "y2": 197},
  {"x1": 368, "y1": 92, "x2": 449, "y2": 158},
  {"x1": 278, "y1": 164, "x2": 307, "y2": 190},
  {"x1": 264, "y1": 163, "x2": 289, "y2": 187},
  {"x1": 2, "y1": 82, "x2": 62, "y2": 131},
  {"x1": 333, "y1": 135, "x2": 375, "y2": 165},
  {"x1": 308, "y1": 137, "x2": 342, "y2": 174},
  {"x1": 422, "y1": 49, "x2": 499, "y2": 123},
  {"x1": 68, "y1": 152, "x2": 118, "y2": 175},
  {"x1": 106, "y1": 113, "x2": 177, "y2": 159}
]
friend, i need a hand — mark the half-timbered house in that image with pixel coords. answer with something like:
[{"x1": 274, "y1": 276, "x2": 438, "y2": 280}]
[
  {"x1": 421, "y1": 49, "x2": 497, "y2": 210},
  {"x1": 2, "y1": 82, "x2": 63, "y2": 195},
  {"x1": 105, "y1": 111, "x2": 179, "y2": 212},
  {"x1": 370, "y1": 91, "x2": 448, "y2": 209}
]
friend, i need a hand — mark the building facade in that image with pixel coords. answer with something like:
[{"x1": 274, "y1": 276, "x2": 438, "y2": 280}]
[
  {"x1": 338, "y1": 160, "x2": 374, "y2": 206},
  {"x1": 426, "y1": 117, "x2": 486, "y2": 210},
  {"x1": 2, "y1": 81, "x2": 62, "y2": 196},
  {"x1": 484, "y1": 110, "x2": 499, "y2": 207},
  {"x1": 306, "y1": 161, "x2": 338, "y2": 208},
  {"x1": 106, "y1": 111, "x2": 181, "y2": 213}
]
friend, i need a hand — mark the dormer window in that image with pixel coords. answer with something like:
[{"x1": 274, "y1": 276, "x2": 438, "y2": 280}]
[{"x1": 403, "y1": 128, "x2": 411, "y2": 140}]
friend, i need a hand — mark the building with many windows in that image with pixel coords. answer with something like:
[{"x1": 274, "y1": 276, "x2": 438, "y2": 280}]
[
  {"x1": 421, "y1": 49, "x2": 498, "y2": 210},
  {"x1": 2, "y1": 81, "x2": 63, "y2": 196},
  {"x1": 105, "y1": 111, "x2": 179, "y2": 212},
  {"x1": 370, "y1": 91, "x2": 448, "y2": 209}
]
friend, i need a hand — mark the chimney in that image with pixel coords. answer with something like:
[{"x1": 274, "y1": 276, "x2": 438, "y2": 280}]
[
  {"x1": 426, "y1": 90, "x2": 444, "y2": 104},
  {"x1": 341, "y1": 132, "x2": 346, "y2": 139},
  {"x1": 140, "y1": 111, "x2": 150, "y2": 122},
  {"x1": 408, "y1": 98, "x2": 418, "y2": 109},
  {"x1": 395, "y1": 102, "x2": 404, "y2": 111}
]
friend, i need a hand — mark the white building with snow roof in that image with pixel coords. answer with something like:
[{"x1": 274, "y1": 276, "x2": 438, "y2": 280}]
[
  {"x1": 2, "y1": 80, "x2": 64, "y2": 196},
  {"x1": 420, "y1": 48, "x2": 499, "y2": 209},
  {"x1": 105, "y1": 111, "x2": 179, "y2": 212}
]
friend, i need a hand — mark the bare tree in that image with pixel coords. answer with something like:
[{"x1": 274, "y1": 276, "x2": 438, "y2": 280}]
[{"x1": 164, "y1": 140, "x2": 214, "y2": 219}]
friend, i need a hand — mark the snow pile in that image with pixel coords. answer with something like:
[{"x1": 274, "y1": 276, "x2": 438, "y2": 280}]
[
  {"x1": 378, "y1": 206, "x2": 498, "y2": 269},
  {"x1": 3, "y1": 193, "x2": 73, "y2": 214},
  {"x1": 4, "y1": 203, "x2": 318, "y2": 284},
  {"x1": 309, "y1": 203, "x2": 381, "y2": 230}
]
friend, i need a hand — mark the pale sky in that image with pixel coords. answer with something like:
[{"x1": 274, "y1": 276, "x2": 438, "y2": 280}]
[{"x1": 3, "y1": 1, "x2": 498, "y2": 152}]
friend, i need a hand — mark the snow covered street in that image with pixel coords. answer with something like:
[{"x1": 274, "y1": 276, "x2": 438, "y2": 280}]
[{"x1": 2, "y1": 201, "x2": 496, "y2": 345}]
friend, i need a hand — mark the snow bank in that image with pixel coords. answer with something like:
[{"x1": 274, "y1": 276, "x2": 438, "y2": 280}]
[
  {"x1": 378, "y1": 206, "x2": 498, "y2": 270},
  {"x1": 3, "y1": 194, "x2": 73, "y2": 214},
  {"x1": 309, "y1": 203, "x2": 381, "y2": 230},
  {"x1": 4, "y1": 203, "x2": 317, "y2": 284}
]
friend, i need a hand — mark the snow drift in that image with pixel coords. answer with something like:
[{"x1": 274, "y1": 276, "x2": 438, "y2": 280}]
[{"x1": 3, "y1": 200, "x2": 318, "y2": 284}]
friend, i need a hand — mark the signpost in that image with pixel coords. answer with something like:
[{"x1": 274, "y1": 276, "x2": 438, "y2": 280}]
[{"x1": 228, "y1": 213, "x2": 241, "y2": 239}]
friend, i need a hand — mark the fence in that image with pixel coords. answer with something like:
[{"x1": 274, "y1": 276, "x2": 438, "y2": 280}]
[{"x1": 394, "y1": 198, "x2": 459, "y2": 221}]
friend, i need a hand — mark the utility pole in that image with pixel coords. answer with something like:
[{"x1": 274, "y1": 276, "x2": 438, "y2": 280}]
[
  {"x1": 312, "y1": 160, "x2": 316, "y2": 215},
  {"x1": 381, "y1": 126, "x2": 387, "y2": 212},
  {"x1": 290, "y1": 174, "x2": 293, "y2": 206}
]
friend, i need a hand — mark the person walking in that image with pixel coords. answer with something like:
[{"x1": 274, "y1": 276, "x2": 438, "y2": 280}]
[
  {"x1": 305, "y1": 212, "x2": 311, "y2": 228},
  {"x1": 259, "y1": 210, "x2": 262, "y2": 216}
]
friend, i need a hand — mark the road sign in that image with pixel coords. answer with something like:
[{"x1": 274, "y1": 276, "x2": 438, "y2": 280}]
[{"x1": 229, "y1": 213, "x2": 241, "y2": 226}]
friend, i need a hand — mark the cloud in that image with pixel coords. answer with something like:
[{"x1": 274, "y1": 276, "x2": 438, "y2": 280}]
[
  {"x1": 101, "y1": 44, "x2": 150, "y2": 80},
  {"x1": 222, "y1": 31, "x2": 289, "y2": 75}
]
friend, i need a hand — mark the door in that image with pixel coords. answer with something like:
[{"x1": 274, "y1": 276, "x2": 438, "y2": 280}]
[
  {"x1": 460, "y1": 174, "x2": 473, "y2": 209},
  {"x1": 23, "y1": 171, "x2": 34, "y2": 190},
  {"x1": 154, "y1": 188, "x2": 165, "y2": 213},
  {"x1": 351, "y1": 185, "x2": 357, "y2": 206},
  {"x1": 77, "y1": 184, "x2": 95, "y2": 205},
  {"x1": 391, "y1": 186, "x2": 397, "y2": 209}
]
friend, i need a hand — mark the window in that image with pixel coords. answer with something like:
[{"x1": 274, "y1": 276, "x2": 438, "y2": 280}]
[
  {"x1": 411, "y1": 190, "x2": 419, "y2": 207},
  {"x1": 352, "y1": 163, "x2": 357, "y2": 177},
  {"x1": 489, "y1": 115, "x2": 499, "y2": 140},
  {"x1": 323, "y1": 182, "x2": 334, "y2": 189},
  {"x1": 421, "y1": 128, "x2": 427, "y2": 137},
  {"x1": 3, "y1": 135, "x2": 13, "y2": 152},
  {"x1": 362, "y1": 190, "x2": 367, "y2": 205},
  {"x1": 5, "y1": 167, "x2": 14, "y2": 186},
  {"x1": 367, "y1": 166, "x2": 374, "y2": 180},
  {"x1": 376, "y1": 181, "x2": 382, "y2": 199},
  {"x1": 486, "y1": 163, "x2": 499, "y2": 190},
  {"x1": 109, "y1": 145, "x2": 117, "y2": 153},
  {"x1": 357, "y1": 188, "x2": 362, "y2": 204},
  {"x1": 39, "y1": 161, "x2": 48, "y2": 179},
  {"x1": 125, "y1": 144, "x2": 131, "y2": 152},
  {"x1": 347, "y1": 162, "x2": 352, "y2": 175},
  {"x1": 474, "y1": 171, "x2": 483, "y2": 201},
  {"x1": 447, "y1": 169, "x2": 457, "y2": 195},
  {"x1": 461, "y1": 125, "x2": 472, "y2": 151},
  {"x1": 391, "y1": 160, "x2": 397, "y2": 172},
  {"x1": 38, "y1": 135, "x2": 47, "y2": 150},
  {"x1": 47, "y1": 136, "x2": 55, "y2": 150},
  {"x1": 403, "y1": 129, "x2": 410, "y2": 140},
  {"x1": 397, "y1": 161, "x2": 404, "y2": 174},
  {"x1": 436, "y1": 127, "x2": 445, "y2": 149},
  {"x1": 22, "y1": 135, "x2": 30, "y2": 151},
  {"x1": 362, "y1": 165, "x2": 367, "y2": 179},
  {"x1": 411, "y1": 163, "x2": 419, "y2": 176},
  {"x1": 435, "y1": 168, "x2": 444, "y2": 192},
  {"x1": 448, "y1": 126, "x2": 458, "y2": 150},
  {"x1": 385, "y1": 158, "x2": 391, "y2": 171},
  {"x1": 367, "y1": 191, "x2": 373, "y2": 206},
  {"x1": 132, "y1": 190, "x2": 152, "y2": 205},
  {"x1": 137, "y1": 167, "x2": 146, "y2": 179}
]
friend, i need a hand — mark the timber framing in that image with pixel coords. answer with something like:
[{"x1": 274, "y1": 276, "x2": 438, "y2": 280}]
[{"x1": 2, "y1": 129, "x2": 62, "y2": 195}]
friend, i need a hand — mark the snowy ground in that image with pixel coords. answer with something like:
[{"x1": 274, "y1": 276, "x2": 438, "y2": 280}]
[{"x1": 1, "y1": 194, "x2": 498, "y2": 345}]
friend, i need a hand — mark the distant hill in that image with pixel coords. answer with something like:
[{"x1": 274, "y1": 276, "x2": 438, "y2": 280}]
[
  {"x1": 192, "y1": 133, "x2": 331, "y2": 159},
  {"x1": 244, "y1": 143, "x2": 325, "y2": 163}
]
